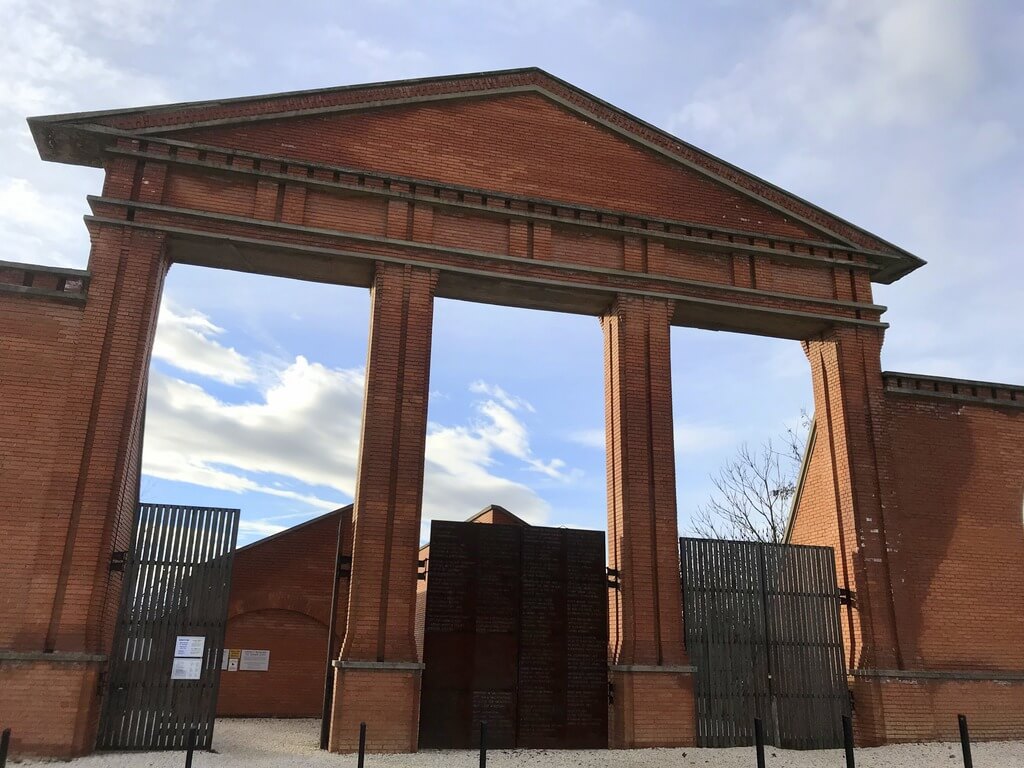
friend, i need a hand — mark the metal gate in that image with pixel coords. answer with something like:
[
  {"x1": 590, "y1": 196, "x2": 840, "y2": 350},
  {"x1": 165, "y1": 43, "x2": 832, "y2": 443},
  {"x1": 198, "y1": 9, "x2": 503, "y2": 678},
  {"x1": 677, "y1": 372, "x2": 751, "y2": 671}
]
[
  {"x1": 98, "y1": 504, "x2": 239, "y2": 750},
  {"x1": 680, "y1": 538, "x2": 849, "y2": 749}
]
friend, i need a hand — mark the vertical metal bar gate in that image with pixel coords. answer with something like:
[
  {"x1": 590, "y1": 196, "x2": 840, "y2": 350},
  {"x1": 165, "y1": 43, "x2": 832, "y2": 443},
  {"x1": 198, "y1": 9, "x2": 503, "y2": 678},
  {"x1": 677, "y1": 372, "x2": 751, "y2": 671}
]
[
  {"x1": 98, "y1": 504, "x2": 239, "y2": 750},
  {"x1": 680, "y1": 538, "x2": 849, "y2": 749}
]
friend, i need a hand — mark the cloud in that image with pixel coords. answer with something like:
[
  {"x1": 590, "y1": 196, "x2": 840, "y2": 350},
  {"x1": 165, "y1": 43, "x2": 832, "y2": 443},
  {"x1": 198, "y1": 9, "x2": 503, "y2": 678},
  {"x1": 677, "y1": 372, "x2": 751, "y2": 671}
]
[
  {"x1": 143, "y1": 312, "x2": 571, "y2": 538},
  {"x1": 568, "y1": 428, "x2": 605, "y2": 450},
  {"x1": 0, "y1": 177, "x2": 87, "y2": 267},
  {"x1": 674, "y1": 0, "x2": 978, "y2": 147},
  {"x1": 469, "y1": 380, "x2": 536, "y2": 412},
  {"x1": 152, "y1": 306, "x2": 256, "y2": 385}
]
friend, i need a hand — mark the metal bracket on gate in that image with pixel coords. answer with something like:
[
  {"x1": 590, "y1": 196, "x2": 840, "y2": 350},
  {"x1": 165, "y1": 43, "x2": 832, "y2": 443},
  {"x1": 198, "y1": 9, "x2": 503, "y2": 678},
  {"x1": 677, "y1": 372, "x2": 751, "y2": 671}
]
[
  {"x1": 607, "y1": 681, "x2": 615, "y2": 705},
  {"x1": 337, "y1": 554, "x2": 352, "y2": 579},
  {"x1": 837, "y1": 587, "x2": 856, "y2": 607},
  {"x1": 849, "y1": 688, "x2": 856, "y2": 712},
  {"x1": 417, "y1": 558, "x2": 428, "y2": 581},
  {"x1": 606, "y1": 567, "x2": 621, "y2": 591},
  {"x1": 109, "y1": 551, "x2": 127, "y2": 573}
]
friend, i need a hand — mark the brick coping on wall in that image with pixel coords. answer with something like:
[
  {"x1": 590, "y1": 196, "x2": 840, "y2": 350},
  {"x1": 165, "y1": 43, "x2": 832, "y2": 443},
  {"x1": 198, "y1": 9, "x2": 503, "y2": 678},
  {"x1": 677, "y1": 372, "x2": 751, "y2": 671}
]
[
  {"x1": 854, "y1": 668, "x2": 1024, "y2": 682},
  {"x1": 883, "y1": 371, "x2": 1024, "y2": 408},
  {"x1": 0, "y1": 259, "x2": 90, "y2": 302}
]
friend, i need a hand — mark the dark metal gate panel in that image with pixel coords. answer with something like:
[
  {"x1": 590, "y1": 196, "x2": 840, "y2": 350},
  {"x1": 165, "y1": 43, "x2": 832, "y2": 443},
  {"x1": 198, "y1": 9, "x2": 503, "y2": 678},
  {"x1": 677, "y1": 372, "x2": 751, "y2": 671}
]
[
  {"x1": 680, "y1": 537, "x2": 848, "y2": 749},
  {"x1": 98, "y1": 504, "x2": 239, "y2": 751},
  {"x1": 420, "y1": 521, "x2": 608, "y2": 749}
]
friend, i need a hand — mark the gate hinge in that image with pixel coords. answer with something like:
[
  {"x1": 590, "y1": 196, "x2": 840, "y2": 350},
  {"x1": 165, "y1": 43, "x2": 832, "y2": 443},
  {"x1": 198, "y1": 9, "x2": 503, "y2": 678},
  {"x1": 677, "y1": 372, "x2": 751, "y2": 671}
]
[
  {"x1": 607, "y1": 680, "x2": 615, "y2": 704},
  {"x1": 96, "y1": 671, "x2": 106, "y2": 696},
  {"x1": 606, "y1": 567, "x2": 621, "y2": 591},
  {"x1": 848, "y1": 687, "x2": 856, "y2": 712},
  {"x1": 417, "y1": 558, "x2": 428, "y2": 582},
  {"x1": 837, "y1": 587, "x2": 856, "y2": 606},
  {"x1": 109, "y1": 551, "x2": 127, "y2": 573}
]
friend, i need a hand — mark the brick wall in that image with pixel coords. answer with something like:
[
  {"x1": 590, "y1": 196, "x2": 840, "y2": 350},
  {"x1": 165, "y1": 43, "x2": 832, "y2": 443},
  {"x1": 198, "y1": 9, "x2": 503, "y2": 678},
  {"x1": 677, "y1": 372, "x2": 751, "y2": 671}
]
[
  {"x1": 790, "y1": 369, "x2": 1024, "y2": 743},
  {"x1": 218, "y1": 507, "x2": 352, "y2": 717}
]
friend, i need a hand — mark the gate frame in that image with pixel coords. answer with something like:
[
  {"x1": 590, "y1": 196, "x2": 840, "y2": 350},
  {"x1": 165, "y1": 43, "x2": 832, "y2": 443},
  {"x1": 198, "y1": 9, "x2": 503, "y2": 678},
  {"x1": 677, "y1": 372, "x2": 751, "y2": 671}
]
[{"x1": 97, "y1": 503, "x2": 240, "y2": 751}]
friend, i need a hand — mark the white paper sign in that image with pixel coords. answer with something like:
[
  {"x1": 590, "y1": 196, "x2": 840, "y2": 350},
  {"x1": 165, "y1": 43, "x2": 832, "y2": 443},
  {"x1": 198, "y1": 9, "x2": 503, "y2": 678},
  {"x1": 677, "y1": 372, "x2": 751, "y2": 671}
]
[
  {"x1": 221, "y1": 649, "x2": 229, "y2": 670},
  {"x1": 228, "y1": 658, "x2": 239, "y2": 672},
  {"x1": 170, "y1": 657, "x2": 203, "y2": 680},
  {"x1": 239, "y1": 649, "x2": 270, "y2": 671},
  {"x1": 174, "y1": 636, "x2": 206, "y2": 658}
]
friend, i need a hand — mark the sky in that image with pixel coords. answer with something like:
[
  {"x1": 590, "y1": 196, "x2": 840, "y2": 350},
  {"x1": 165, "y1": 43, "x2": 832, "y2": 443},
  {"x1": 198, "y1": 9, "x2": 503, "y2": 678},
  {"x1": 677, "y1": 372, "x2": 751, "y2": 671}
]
[{"x1": 3, "y1": 0, "x2": 1022, "y2": 546}]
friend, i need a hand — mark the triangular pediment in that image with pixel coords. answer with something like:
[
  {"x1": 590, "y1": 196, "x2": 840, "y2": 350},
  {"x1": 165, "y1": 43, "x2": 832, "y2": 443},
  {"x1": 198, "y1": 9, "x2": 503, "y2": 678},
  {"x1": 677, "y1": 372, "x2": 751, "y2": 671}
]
[{"x1": 29, "y1": 68, "x2": 922, "y2": 282}]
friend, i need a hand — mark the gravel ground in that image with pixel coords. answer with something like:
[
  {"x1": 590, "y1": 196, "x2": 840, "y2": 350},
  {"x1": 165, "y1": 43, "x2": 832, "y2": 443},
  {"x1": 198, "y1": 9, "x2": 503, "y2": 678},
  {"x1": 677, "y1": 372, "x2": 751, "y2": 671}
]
[{"x1": 17, "y1": 718, "x2": 1024, "y2": 767}]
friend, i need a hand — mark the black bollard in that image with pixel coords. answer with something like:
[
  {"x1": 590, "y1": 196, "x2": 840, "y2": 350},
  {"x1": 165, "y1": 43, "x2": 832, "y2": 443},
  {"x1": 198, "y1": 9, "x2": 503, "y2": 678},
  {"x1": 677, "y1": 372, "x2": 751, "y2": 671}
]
[
  {"x1": 184, "y1": 727, "x2": 196, "y2": 768},
  {"x1": 0, "y1": 728, "x2": 10, "y2": 768},
  {"x1": 357, "y1": 722, "x2": 367, "y2": 768},
  {"x1": 479, "y1": 721, "x2": 487, "y2": 768},
  {"x1": 842, "y1": 715, "x2": 855, "y2": 768},
  {"x1": 754, "y1": 718, "x2": 766, "y2": 768},
  {"x1": 958, "y1": 714, "x2": 973, "y2": 768}
]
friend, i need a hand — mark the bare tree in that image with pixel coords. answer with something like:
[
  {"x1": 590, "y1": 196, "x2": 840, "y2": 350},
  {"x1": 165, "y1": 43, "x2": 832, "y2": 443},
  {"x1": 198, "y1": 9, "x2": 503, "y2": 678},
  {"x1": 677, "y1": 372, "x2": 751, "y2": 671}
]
[{"x1": 691, "y1": 414, "x2": 810, "y2": 544}]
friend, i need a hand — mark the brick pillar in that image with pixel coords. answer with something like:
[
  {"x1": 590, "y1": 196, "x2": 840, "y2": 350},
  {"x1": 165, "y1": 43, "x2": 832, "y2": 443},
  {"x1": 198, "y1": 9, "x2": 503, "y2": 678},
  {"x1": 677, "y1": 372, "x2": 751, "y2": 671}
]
[
  {"x1": 803, "y1": 326, "x2": 903, "y2": 745},
  {"x1": 329, "y1": 262, "x2": 438, "y2": 753},
  {"x1": 2, "y1": 217, "x2": 168, "y2": 757},
  {"x1": 602, "y1": 295, "x2": 695, "y2": 748}
]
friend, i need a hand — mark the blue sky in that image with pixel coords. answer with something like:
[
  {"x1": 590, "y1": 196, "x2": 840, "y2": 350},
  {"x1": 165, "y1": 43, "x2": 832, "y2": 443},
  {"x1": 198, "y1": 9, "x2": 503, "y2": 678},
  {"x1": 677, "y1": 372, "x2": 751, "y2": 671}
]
[{"x1": 4, "y1": 0, "x2": 1022, "y2": 545}]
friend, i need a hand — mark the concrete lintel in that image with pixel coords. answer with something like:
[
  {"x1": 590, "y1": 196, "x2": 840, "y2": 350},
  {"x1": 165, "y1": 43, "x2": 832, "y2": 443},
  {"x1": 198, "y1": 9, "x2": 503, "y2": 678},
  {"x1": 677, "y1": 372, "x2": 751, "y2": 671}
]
[
  {"x1": 333, "y1": 660, "x2": 425, "y2": 671},
  {"x1": 0, "y1": 650, "x2": 106, "y2": 663},
  {"x1": 610, "y1": 664, "x2": 695, "y2": 674}
]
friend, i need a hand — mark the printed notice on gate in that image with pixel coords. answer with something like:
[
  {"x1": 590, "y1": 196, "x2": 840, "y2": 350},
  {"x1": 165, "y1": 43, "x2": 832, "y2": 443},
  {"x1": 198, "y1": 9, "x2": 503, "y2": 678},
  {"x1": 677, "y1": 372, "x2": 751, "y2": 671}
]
[
  {"x1": 171, "y1": 657, "x2": 202, "y2": 680},
  {"x1": 239, "y1": 649, "x2": 270, "y2": 671},
  {"x1": 174, "y1": 635, "x2": 206, "y2": 658}
]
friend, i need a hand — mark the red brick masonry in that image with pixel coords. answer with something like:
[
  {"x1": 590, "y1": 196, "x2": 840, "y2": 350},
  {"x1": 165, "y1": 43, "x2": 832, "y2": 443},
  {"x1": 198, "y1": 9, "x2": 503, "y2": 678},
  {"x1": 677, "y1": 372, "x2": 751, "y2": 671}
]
[{"x1": 1, "y1": 69, "x2": 1019, "y2": 756}]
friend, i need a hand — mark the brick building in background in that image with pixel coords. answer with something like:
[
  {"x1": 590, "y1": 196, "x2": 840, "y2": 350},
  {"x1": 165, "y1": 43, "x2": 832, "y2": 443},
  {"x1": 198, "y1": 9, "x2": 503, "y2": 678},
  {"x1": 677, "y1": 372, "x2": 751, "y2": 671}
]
[
  {"x1": 1, "y1": 69, "x2": 1021, "y2": 757},
  {"x1": 219, "y1": 504, "x2": 527, "y2": 719}
]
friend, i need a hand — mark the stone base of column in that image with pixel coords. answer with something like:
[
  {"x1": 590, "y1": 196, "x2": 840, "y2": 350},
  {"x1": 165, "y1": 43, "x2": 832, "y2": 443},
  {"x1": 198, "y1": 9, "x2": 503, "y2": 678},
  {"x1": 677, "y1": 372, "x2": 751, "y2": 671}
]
[
  {"x1": 328, "y1": 661, "x2": 424, "y2": 752},
  {"x1": 0, "y1": 653, "x2": 103, "y2": 758},
  {"x1": 851, "y1": 672, "x2": 1024, "y2": 746},
  {"x1": 608, "y1": 665, "x2": 696, "y2": 748}
]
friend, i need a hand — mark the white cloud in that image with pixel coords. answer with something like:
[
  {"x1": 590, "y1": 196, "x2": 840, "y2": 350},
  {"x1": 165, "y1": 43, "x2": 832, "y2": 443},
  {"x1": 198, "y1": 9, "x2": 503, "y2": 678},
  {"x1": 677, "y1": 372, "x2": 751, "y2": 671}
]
[
  {"x1": 674, "y1": 0, "x2": 978, "y2": 147},
  {"x1": 0, "y1": 177, "x2": 86, "y2": 267},
  {"x1": 469, "y1": 380, "x2": 535, "y2": 412},
  {"x1": 143, "y1": 320, "x2": 570, "y2": 538},
  {"x1": 568, "y1": 428, "x2": 605, "y2": 450},
  {"x1": 152, "y1": 305, "x2": 256, "y2": 385}
]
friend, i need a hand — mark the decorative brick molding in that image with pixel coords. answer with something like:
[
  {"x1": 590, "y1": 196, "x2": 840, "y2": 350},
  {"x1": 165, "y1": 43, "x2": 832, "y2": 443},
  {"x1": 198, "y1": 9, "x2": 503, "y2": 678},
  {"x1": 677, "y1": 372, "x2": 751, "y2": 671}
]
[
  {"x1": 883, "y1": 371, "x2": 1024, "y2": 407},
  {"x1": 0, "y1": 259, "x2": 89, "y2": 302}
]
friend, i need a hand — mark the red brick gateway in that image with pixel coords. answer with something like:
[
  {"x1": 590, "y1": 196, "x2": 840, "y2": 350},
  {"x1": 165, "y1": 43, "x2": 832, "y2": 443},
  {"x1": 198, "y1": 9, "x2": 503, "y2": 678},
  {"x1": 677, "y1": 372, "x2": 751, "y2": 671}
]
[{"x1": 1, "y1": 68, "x2": 1022, "y2": 758}]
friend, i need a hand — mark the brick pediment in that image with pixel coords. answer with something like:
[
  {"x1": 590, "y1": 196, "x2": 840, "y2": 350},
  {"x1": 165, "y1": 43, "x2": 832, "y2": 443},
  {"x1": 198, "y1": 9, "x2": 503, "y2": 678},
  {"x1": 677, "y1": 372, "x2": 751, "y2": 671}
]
[{"x1": 29, "y1": 68, "x2": 922, "y2": 282}]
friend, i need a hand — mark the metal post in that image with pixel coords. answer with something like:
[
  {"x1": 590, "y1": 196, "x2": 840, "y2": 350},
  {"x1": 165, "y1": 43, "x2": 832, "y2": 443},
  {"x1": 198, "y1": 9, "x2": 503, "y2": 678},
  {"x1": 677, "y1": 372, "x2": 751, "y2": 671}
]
[
  {"x1": 0, "y1": 728, "x2": 11, "y2": 768},
  {"x1": 958, "y1": 714, "x2": 973, "y2": 768},
  {"x1": 842, "y1": 715, "x2": 855, "y2": 768},
  {"x1": 479, "y1": 721, "x2": 487, "y2": 768},
  {"x1": 357, "y1": 722, "x2": 366, "y2": 768},
  {"x1": 754, "y1": 717, "x2": 766, "y2": 768},
  {"x1": 184, "y1": 727, "x2": 196, "y2": 768}
]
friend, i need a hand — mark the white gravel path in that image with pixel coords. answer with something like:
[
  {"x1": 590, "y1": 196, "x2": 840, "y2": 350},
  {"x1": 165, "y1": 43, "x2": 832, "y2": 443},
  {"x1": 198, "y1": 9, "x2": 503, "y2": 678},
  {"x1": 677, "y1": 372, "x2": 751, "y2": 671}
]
[{"x1": 17, "y1": 718, "x2": 1024, "y2": 767}]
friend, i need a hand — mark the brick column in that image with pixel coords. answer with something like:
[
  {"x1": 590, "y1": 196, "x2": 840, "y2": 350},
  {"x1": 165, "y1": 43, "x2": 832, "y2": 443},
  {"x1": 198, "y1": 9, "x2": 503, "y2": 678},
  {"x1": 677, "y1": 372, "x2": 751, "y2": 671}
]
[
  {"x1": 330, "y1": 262, "x2": 438, "y2": 752},
  {"x1": 2, "y1": 215, "x2": 168, "y2": 757},
  {"x1": 803, "y1": 326, "x2": 904, "y2": 745},
  {"x1": 602, "y1": 295, "x2": 695, "y2": 748}
]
